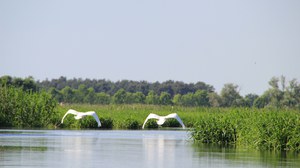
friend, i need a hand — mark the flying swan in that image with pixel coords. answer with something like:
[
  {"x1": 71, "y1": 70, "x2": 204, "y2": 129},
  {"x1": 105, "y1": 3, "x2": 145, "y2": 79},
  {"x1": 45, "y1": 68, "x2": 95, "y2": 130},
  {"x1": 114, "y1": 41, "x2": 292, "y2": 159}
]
[
  {"x1": 142, "y1": 113, "x2": 185, "y2": 129},
  {"x1": 61, "y1": 109, "x2": 101, "y2": 127}
]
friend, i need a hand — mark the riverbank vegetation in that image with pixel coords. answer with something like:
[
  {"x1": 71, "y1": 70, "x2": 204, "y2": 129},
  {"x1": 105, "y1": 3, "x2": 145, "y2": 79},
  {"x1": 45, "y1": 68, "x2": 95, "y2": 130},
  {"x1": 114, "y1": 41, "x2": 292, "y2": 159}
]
[
  {"x1": 0, "y1": 86, "x2": 58, "y2": 128},
  {"x1": 1, "y1": 75, "x2": 300, "y2": 152},
  {"x1": 55, "y1": 104, "x2": 300, "y2": 152},
  {"x1": 191, "y1": 108, "x2": 300, "y2": 151}
]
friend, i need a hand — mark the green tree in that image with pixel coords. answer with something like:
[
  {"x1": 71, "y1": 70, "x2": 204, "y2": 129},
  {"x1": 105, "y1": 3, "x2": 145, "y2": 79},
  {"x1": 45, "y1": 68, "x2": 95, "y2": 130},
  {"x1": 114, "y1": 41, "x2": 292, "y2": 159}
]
[
  {"x1": 4, "y1": 76, "x2": 38, "y2": 92},
  {"x1": 95, "y1": 92, "x2": 111, "y2": 104},
  {"x1": 113, "y1": 89, "x2": 127, "y2": 104},
  {"x1": 84, "y1": 87, "x2": 96, "y2": 104},
  {"x1": 49, "y1": 87, "x2": 63, "y2": 102},
  {"x1": 23, "y1": 77, "x2": 38, "y2": 92},
  {"x1": 159, "y1": 92, "x2": 172, "y2": 105},
  {"x1": 268, "y1": 77, "x2": 284, "y2": 108},
  {"x1": 74, "y1": 84, "x2": 88, "y2": 103},
  {"x1": 194, "y1": 81, "x2": 215, "y2": 93},
  {"x1": 244, "y1": 93, "x2": 259, "y2": 107},
  {"x1": 0, "y1": 75, "x2": 13, "y2": 87},
  {"x1": 158, "y1": 80, "x2": 175, "y2": 97},
  {"x1": 194, "y1": 90, "x2": 210, "y2": 106},
  {"x1": 181, "y1": 93, "x2": 194, "y2": 106},
  {"x1": 253, "y1": 91, "x2": 271, "y2": 108},
  {"x1": 125, "y1": 92, "x2": 135, "y2": 104},
  {"x1": 173, "y1": 94, "x2": 182, "y2": 106},
  {"x1": 220, "y1": 83, "x2": 242, "y2": 107},
  {"x1": 132, "y1": 92, "x2": 145, "y2": 104},
  {"x1": 61, "y1": 86, "x2": 74, "y2": 103},
  {"x1": 145, "y1": 90, "x2": 159, "y2": 104},
  {"x1": 208, "y1": 92, "x2": 222, "y2": 107},
  {"x1": 282, "y1": 79, "x2": 300, "y2": 107},
  {"x1": 12, "y1": 77, "x2": 24, "y2": 88}
]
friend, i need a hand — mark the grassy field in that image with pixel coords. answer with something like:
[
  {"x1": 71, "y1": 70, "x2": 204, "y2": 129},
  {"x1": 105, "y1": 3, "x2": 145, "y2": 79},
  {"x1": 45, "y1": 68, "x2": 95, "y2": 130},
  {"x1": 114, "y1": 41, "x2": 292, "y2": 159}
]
[{"x1": 56, "y1": 104, "x2": 300, "y2": 152}]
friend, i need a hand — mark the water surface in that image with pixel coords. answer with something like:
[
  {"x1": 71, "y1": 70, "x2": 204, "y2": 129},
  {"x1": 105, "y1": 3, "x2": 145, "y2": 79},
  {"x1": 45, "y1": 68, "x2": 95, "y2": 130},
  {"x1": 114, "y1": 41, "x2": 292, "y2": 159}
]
[{"x1": 0, "y1": 129, "x2": 299, "y2": 167}]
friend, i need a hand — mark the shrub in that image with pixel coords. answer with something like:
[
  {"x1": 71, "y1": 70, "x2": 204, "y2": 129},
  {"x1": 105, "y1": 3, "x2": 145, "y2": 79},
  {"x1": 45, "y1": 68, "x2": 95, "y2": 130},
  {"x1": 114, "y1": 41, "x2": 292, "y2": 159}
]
[
  {"x1": 99, "y1": 117, "x2": 114, "y2": 129},
  {"x1": 144, "y1": 119, "x2": 159, "y2": 129},
  {"x1": 124, "y1": 118, "x2": 140, "y2": 129},
  {"x1": 0, "y1": 86, "x2": 58, "y2": 128},
  {"x1": 162, "y1": 118, "x2": 181, "y2": 127}
]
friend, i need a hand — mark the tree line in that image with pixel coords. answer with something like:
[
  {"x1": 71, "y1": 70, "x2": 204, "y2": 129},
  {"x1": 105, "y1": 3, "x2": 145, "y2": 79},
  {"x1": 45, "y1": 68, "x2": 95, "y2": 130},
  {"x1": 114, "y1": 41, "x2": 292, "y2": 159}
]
[{"x1": 1, "y1": 75, "x2": 299, "y2": 108}]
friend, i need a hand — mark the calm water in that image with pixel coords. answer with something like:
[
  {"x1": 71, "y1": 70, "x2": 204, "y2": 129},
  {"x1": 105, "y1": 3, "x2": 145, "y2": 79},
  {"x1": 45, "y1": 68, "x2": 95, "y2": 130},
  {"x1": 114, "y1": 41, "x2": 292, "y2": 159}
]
[{"x1": 0, "y1": 129, "x2": 299, "y2": 168}]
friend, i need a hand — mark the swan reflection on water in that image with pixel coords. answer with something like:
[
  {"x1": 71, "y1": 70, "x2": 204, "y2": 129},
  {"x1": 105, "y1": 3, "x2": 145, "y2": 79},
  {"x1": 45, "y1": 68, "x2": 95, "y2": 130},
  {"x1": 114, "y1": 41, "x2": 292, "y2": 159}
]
[{"x1": 142, "y1": 132, "x2": 189, "y2": 168}]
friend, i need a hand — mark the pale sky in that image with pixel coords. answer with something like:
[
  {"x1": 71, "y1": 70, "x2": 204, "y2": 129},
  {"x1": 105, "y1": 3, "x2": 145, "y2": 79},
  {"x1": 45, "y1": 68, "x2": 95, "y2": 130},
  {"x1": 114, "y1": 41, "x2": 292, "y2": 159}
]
[{"x1": 1, "y1": 0, "x2": 300, "y2": 95}]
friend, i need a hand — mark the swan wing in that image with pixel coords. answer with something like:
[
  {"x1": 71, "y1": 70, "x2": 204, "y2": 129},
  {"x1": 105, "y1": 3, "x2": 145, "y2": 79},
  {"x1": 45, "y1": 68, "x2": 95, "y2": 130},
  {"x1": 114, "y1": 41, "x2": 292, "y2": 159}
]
[
  {"x1": 142, "y1": 113, "x2": 161, "y2": 129},
  {"x1": 165, "y1": 113, "x2": 186, "y2": 129},
  {"x1": 61, "y1": 109, "x2": 79, "y2": 124},
  {"x1": 90, "y1": 112, "x2": 101, "y2": 127}
]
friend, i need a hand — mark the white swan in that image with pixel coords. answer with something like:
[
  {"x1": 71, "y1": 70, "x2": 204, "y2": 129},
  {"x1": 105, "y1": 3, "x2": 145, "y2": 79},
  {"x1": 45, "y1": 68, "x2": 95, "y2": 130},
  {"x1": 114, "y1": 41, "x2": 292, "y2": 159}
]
[
  {"x1": 61, "y1": 109, "x2": 101, "y2": 127},
  {"x1": 142, "y1": 113, "x2": 185, "y2": 129}
]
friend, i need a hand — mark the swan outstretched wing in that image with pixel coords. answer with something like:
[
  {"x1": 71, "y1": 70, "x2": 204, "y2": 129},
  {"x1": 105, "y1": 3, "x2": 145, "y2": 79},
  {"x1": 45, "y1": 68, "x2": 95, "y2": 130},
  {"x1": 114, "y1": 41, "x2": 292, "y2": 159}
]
[
  {"x1": 142, "y1": 113, "x2": 161, "y2": 129},
  {"x1": 165, "y1": 113, "x2": 186, "y2": 128},
  {"x1": 86, "y1": 111, "x2": 101, "y2": 127},
  {"x1": 61, "y1": 109, "x2": 79, "y2": 124}
]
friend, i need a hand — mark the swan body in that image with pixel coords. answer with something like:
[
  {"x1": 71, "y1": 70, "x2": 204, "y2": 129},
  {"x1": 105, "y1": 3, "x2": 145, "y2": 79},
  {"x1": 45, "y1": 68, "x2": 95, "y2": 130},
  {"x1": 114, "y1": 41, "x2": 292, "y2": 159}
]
[
  {"x1": 142, "y1": 113, "x2": 185, "y2": 129},
  {"x1": 61, "y1": 109, "x2": 101, "y2": 127}
]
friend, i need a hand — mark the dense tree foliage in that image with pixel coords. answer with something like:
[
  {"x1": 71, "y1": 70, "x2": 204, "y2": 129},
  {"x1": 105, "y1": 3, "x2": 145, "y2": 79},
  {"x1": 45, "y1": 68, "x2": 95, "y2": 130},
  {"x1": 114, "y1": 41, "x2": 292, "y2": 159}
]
[
  {"x1": 36, "y1": 77, "x2": 215, "y2": 96},
  {"x1": 0, "y1": 76, "x2": 38, "y2": 92},
  {"x1": 1, "y1": 75, "x2": 300, "y2": 108}
]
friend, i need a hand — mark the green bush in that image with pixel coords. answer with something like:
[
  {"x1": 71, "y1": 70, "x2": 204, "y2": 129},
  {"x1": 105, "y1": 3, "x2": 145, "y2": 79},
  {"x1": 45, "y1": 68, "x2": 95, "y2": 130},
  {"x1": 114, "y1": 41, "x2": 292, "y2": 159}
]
[
  {"x1": 99, "y1": 117, "x2": 114, "y2": 129},
  {"x1": 162, "y1": 118, "x2": 182, "y2": 127},
  {"x1": 0, "y1": 86, "x2": 58, "y2": 128},
  {"x1": 144, "y1": 119, "x2": 159, "y2": 129},
  {"x1": 124, "y1": 118, "x2": 140, "y2": 129},
  {"x1": 80, "y1": 117, "x2": 100, "y2": 128}
]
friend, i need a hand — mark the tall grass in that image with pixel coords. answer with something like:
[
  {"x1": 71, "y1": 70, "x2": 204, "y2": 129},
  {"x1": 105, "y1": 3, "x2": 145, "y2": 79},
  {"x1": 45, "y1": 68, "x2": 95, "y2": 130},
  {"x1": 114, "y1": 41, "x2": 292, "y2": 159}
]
[{"x1": 191, "y1": 108, "x2": 300, "y2": 151}]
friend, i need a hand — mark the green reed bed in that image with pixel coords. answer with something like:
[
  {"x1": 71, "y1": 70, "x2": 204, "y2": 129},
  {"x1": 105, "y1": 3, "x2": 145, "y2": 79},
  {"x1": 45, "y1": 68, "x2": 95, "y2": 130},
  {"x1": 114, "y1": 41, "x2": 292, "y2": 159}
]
[{"x1": 191, "y1": 108, "x2": 300, "y2": 152}]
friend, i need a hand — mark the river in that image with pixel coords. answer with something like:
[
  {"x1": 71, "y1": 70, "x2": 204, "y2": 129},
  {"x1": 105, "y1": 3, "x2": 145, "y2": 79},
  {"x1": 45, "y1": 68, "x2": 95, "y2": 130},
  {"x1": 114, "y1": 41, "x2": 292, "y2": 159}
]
[{"x1": 0, "y1": 129, "x2": 299, "y2": 167}]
